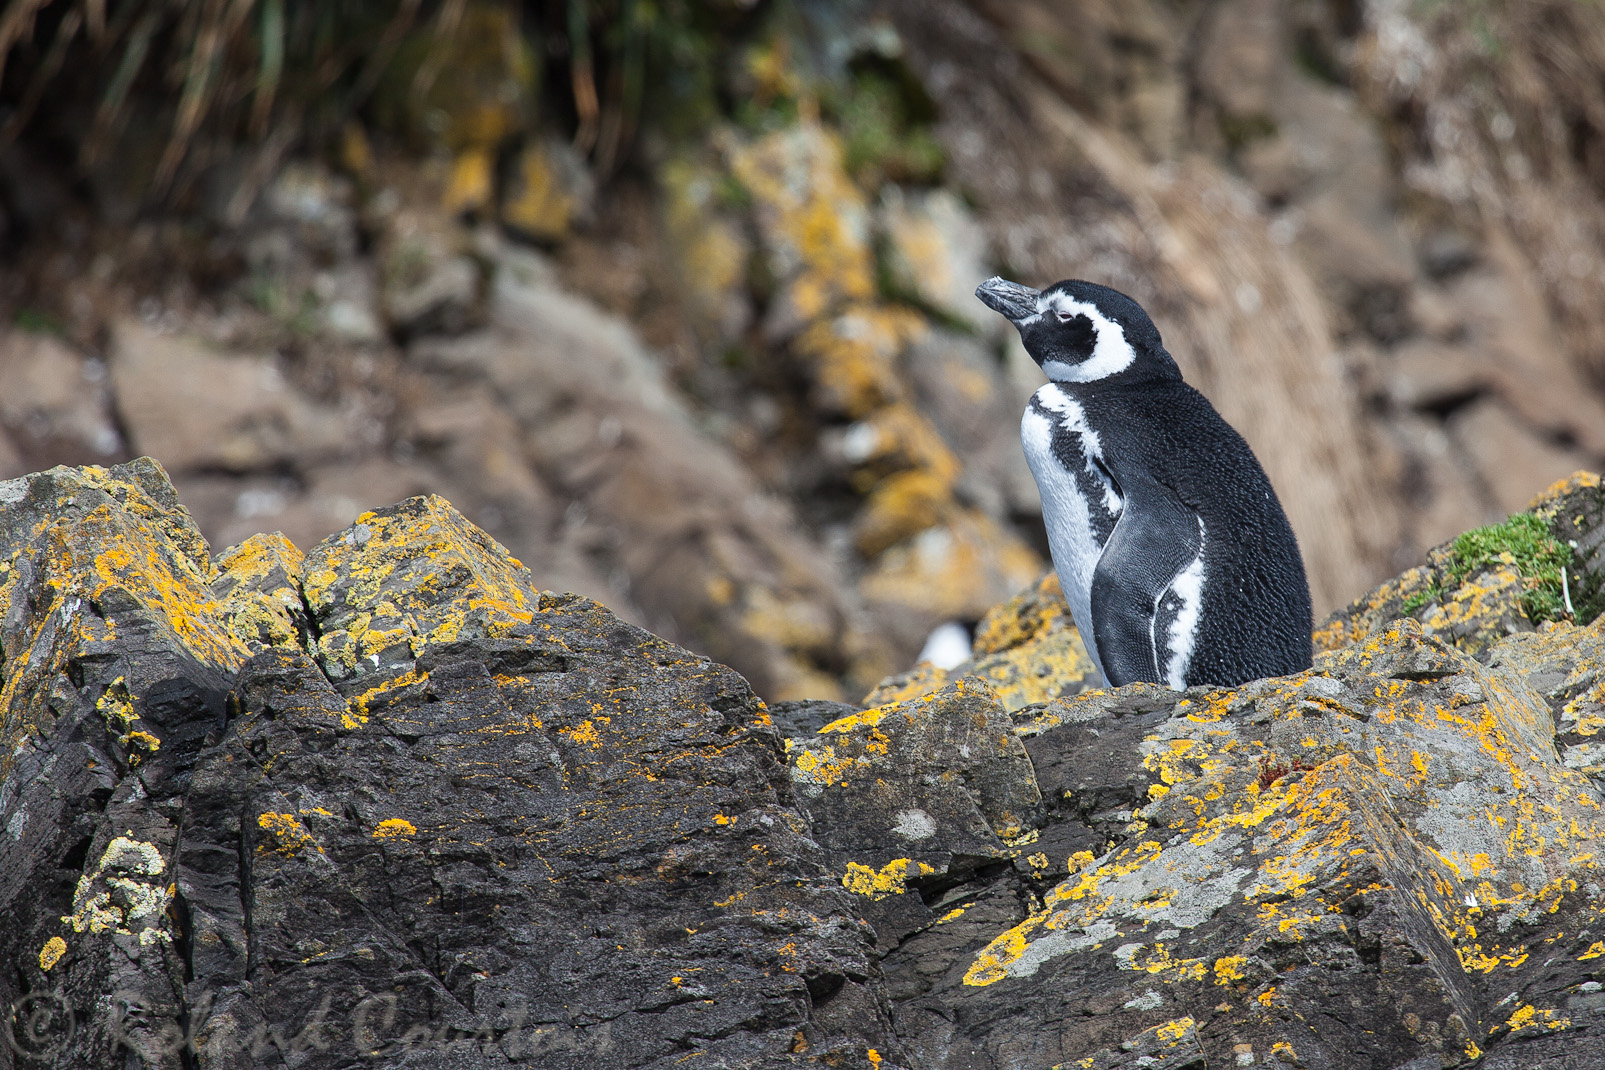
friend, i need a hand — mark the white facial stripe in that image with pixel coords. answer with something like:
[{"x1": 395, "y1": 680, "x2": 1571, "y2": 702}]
[
  {"x1": 1163, "y1": 521, "x2": 1207, "y2": 689},
  {"x1": 1037, "y1": 292, "x2": 1137, "y2": 382}
]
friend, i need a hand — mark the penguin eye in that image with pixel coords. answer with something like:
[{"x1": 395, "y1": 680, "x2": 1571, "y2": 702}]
[{"x1": 1055, "y1": 310, "x2": 1073, "y2": 322}]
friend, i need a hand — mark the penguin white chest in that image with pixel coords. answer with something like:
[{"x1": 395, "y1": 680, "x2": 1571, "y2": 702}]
[{"x1": 1020, "y1": 385, "x2": 1123, "y2": 678}]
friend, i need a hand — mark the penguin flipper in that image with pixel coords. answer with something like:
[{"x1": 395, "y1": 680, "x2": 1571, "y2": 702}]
[{"x1": 1090, "y1": 483, "x2": 1203, "y2": 687}]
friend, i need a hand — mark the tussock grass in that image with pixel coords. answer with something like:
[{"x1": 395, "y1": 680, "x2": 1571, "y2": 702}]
[{"x1": 0, "y1": 1, "x2": 734, "y2": 207}]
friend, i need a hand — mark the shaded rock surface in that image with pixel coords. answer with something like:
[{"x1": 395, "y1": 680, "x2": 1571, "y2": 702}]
[{"x1": 8, "y1": 463, "x2": 1605, "y2": 1068}]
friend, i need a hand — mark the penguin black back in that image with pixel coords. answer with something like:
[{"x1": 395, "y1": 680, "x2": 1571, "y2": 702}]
[{"x1": 978, "y1": 275, "x2": 1312, "y2": 689}]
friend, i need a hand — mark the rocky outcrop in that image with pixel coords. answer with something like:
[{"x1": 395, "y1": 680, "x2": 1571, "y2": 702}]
[
  {"x1": 7, "y1": 461, "x2": 1605, "y2": 1069},
  {"x1": 0, "y1": 460, "x2": 894, "y2": 1068}
]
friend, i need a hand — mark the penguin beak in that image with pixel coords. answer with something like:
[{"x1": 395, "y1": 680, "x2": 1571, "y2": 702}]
[{"x1": 975, "y1": 276, "x2": 1041, "y2": 322}]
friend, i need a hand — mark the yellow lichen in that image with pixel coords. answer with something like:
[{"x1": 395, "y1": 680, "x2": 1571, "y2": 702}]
[
  {"x1": 443, "y1": 147, "x2": 495, "y2": 215},
  {"x1": 304, "y1": 496, "x2": 541, "y2": 681},
  {"x1": 38, "y1": 936, "x2": 66, "y2": 971},
  {"x1": 1213, "y1": 955, "x2": 1247, "y2": 986},
  {"x1": 258, "y1": 812, "x2": 320, "y2": 857},
  {"x1": 841, "y1": 858, "x2": 935, "y2": 899},
  {"x1": 345, "y1": 669, "x2": 428, "y2": 729},
  {"x1": 373, "y1": 818, "x2": 417, "y2": 840}
]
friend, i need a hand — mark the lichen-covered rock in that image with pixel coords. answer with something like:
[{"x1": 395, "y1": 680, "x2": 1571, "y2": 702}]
[
  {"x1": 797, "y1": 618, "x2": 1605, "y2": 1069},
  {"x1": 720, "y1": 116, "x2": 1042, "y2": 637},
  {"x1": 1317, "y1": 472, "x2": 1605, "y2": 656},
  {"x1": 863, "y1": 572, "x2": 1100, "y2": 709},
  {"x1": 0, "y1": 462, "x2": 904, "y2": 1068},
  {"x1": 0, "y1": 460, "x2": 251, "y2": 1068},
  {"x1": 788, "y1": 679, "x2": 1040, "y2": 950},
  {"x1": 13, "y1": 460, "x2": 1605, "y2": 1069}
]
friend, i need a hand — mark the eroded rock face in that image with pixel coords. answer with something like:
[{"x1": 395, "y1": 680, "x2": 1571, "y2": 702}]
[
  {"x1": 7, "y1": 462, "x2": 1605, "y2": 1070},
  {"x1": 0, "y1": 461, "x2": 896, "y2": 1068}
]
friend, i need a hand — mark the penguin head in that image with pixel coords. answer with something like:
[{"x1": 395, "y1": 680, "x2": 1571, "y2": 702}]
[{"x1": 975, "y1": 277, "x2": 1180, "y2": 385}]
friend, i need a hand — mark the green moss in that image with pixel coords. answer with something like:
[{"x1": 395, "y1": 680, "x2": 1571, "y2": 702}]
[
  {"x1": 1400, "y1": 586, "x2": 1438, "y2": 616},
  {"x1": 1423, "y1": 513, "x2": 1581, "y2": 624},
  {"x1": 1398, "y1": 511, "x2": 1605, "y2": 627}
]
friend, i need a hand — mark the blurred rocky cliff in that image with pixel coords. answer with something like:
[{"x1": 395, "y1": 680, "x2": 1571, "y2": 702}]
[{"x1": 4, "y1": 0, "x2": 1605, "y2": 701}]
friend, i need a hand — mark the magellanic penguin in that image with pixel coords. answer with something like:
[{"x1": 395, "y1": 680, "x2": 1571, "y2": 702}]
[{"x1": 976, "y1": 276, "x2": 1312, "y2": 689}]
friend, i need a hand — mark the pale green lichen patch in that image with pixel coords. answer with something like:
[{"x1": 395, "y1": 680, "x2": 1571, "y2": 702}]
[{"x1": 61, "y1": 834, "x2": 174, "y2": 946}]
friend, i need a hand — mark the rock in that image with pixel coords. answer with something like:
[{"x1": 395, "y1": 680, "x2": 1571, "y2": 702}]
[
  {"x1": 1384, "y1": 411, "x2": 1496, "y2": 555},
  {"x1": 731, "y1": 121, "x2": 879, "y2": 349},
  {"x1": 659, "y1": 153, "x2": 755, "y2": 345},
  {"x1": 858, "y1": 506, "x2": 1042, "y2": 636},
  {"x1": 8, "y1": 461, "x2": 1605, "y2": 1067},
  {"x1": 788, "y1": 679, "x2": 1040, "y2": 951},
  {"x1": 230, "y1": 162, "x2": 386, "y2": 344},
  {"x1": 0, "y1": 329, "x2": 124, "y2": 470},
  {"x1": 863, "y1": 571, "x2": 1100, "y2": 709},
  {"x1": 1439, "y1": 233, "x2": 1605, "y2": 459},
  {"x1": 249, "y1": 162, "x2": 361, "y2": 264},
  {"x1": 0, "y1": 426, "x2": 25, "y2": 479},
  {"x1": 370, "y1": 178, "x2": 486, "y2": 337},
  {"x1": 1292, "y1": 194, "x2": 1417, "y2": 339},
  {"x1": 0, "y1": 461, "x2": 903, "y2": 1068},
  {"x1": 1382, "y1": 339, "x2": 1487, "y2": 412},
  {"x1": 965, "y1": 0, "x2": 1186, "y2": 158},
  {"x1": 1316, "y1": 471, "x2": 1605, "y2": 656},
  {"x1": 1449, "y1": 398, "x2": 1591, "y2": 517},
  {"x1": 1485, "y1": 616, "x2": 1605, "y2": 780},
  {"x1": 767, "y1": 698, "x2": 865, "y2": 739},
  {"x1": 0, "y1": 460, "x2": 253, "y2": 1069},
  {"x1": 818, "y1": 619, "x2": 1605, "y2": 1068},
  {"x1": 878, "y1": 187, "x2": 999, "y2": 338},
  {"x1": 789, "y1": 600, "x2": 1605, "y2": 1069},
  {"x1": 108, "y1": 320, "x2": 360, "y2": 475},
  {"x1": 411, "y1": 248, "x2": 890, "y2": 701},
  {"x1": 1193, "y1": 0, "x2": 1282, "y2": 122},
  {"x1": 500, "y1": 140, "x2": 596, "y2": 242},
  {"x1": 1239, "y1": 59, "x2": 1419, "y2": 341},
  {"x1": 901, "y1": 328, "x2": 1037, "y2": 521},
  {"x1": 312, "y1": 264, "x2": 385, "y2": 344},
  {"x1": 382, "y1": 244, "x2": 482, "y2": 337}
]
